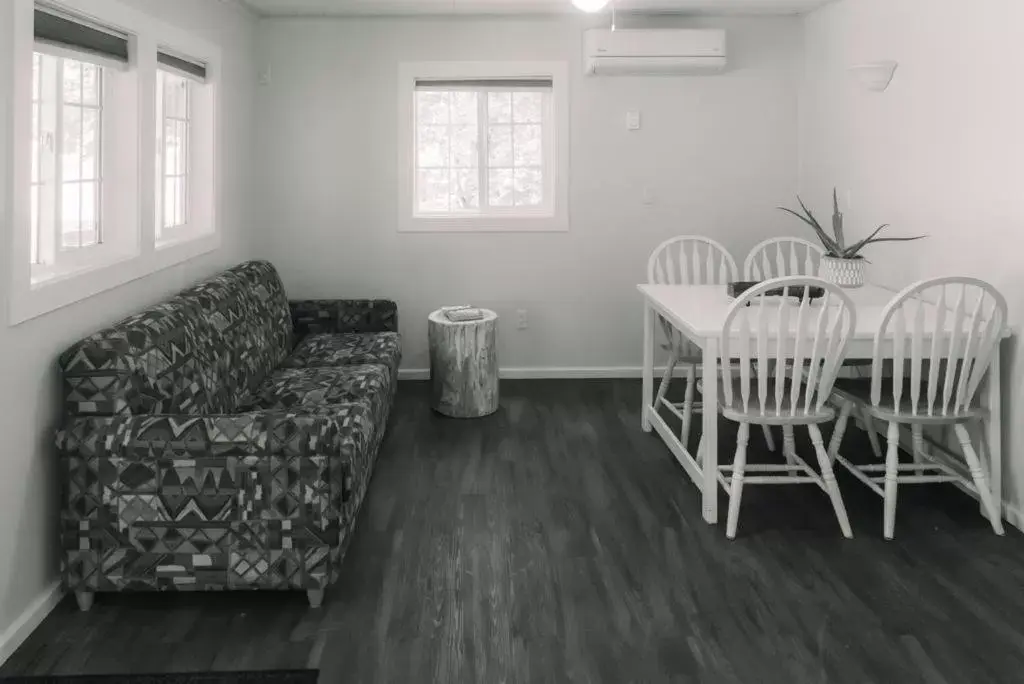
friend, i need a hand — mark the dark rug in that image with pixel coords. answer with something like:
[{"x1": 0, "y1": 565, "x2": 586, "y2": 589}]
[{"x1": 0, "y1": 671, "x2": 318, "y2": 684}]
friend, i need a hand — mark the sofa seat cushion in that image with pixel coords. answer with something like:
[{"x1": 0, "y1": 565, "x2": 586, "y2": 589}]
[
  {"x1": 282, "y1": 333, "x2": 401, "y2": 371},
  {"x1": 240, "y1": 365, "x2": 391, "y2": 428}
]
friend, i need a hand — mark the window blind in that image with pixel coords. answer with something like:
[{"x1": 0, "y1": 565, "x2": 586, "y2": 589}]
[
  {"x1": 34, "y1": 7, "x2": 129, "y2": 63},
  {"x1": 158, "y1": 50, "x2": 207, "y2": 82},
  {"x1": 415, "y1": 77, "x2": 553, "y2": 90}
]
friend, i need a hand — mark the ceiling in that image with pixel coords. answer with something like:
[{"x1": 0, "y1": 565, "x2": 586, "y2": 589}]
[{"x1": 239, "y1": 0, "x2": 834, "y2": 17}]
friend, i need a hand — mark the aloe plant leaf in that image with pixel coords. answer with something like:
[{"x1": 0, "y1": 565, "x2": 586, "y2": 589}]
[
  {"x1": 842, "y1": 224, "x2": 889, "y2": 257},
  {"x1": 843, "y1": 227, "x2": 926, "y2": 257},
  {"x1": 782, "y1": 205, "x2": 839, "y2": 255},
  {"x1": 796, "y1": 196, "x2": 824, "y2": 231},
  {"x1": 832, "y1": 188, "x2": 845, "y2": 250},
  {"x1": 853, "y1": 235, "x2": 927, "y2": 250},
  {"x1": 779, "y1": 207, "x2": 841, "y2": 254}
]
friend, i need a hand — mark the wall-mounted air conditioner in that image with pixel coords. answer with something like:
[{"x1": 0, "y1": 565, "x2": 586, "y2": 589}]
[{"x1": 583, "y1": 29, "x2": 727, "y2": 76}]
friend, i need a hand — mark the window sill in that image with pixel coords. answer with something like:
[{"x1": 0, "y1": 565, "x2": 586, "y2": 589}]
[
  {"x1": 398, "y1": 214, "x2": 569, "y2": 233},
  {"x1": 9, "y1": 232, "x2": 220, "y2": 325},
  {"x1": 156, "y1": 228, "x2": 215, "y2": 250}
]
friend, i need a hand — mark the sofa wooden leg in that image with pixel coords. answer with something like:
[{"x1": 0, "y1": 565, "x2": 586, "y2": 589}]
[
  {"x1": 307, "y1": 589, "x2": 325, "y2": 609},
  {"x1": 75, "y1": 591, "x2": 95, "y2": 612}
]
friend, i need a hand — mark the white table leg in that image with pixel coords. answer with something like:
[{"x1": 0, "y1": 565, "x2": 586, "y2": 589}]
[
  {"x1": 984, "y1": 343, "x2": 1003, "y2": 522},
  {"x1": 642, "y1": 301, "x2": 654, "y2": 432},
  {"x1": 702, "y1": 336, "x2": 719, "y2": 524}
]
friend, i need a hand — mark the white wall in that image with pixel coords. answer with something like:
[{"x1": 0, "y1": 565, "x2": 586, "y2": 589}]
[
  {"x1": 254, "y1": 15, "x2": 803, "y2": 371},
  {"x1": 799, "y1": 0, "x2": 1024, "y2": 512},
  {"x1": 0, "y1": 0, "x2": 257, "y2": 647}
]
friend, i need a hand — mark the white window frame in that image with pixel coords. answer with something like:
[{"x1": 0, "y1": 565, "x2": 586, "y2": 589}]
[
  {"x1": 156, "y1": 67, "x2": 191, "y2": 239},
  {"x1": 398, "y1": 61, "x2": 570, "y2": 233},
  {"x1": 155, "y1": 50, "x2": 216, "y2": 250},
  {"x1": 6, "y1": 0, "x2": 221, "y2": 325},
  {"x1": 29, "y1": 43, "x2": 137, "y2": 286}
]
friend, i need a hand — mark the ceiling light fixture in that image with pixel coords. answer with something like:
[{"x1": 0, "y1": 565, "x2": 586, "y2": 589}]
[{"x1": 572, "y1": 0, "x2": 610, "y2": 12}]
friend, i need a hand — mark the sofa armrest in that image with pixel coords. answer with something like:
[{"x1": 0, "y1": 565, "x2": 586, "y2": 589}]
[
  {"x1": 54, "y1": 409, "x2": 373, "y2": 518},
  {"x1": 289, "y1": 299, "x2": 398, "y2": 337},
  {"x1": 56, "y1": 411, "x2": 348, "y2": 460}
]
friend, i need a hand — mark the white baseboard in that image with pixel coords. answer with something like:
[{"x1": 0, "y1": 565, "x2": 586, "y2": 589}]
[
  {"x1": 0, "y1": 581, "x2": 62, "y2": 666},
  {"x1": 399, "y1": 366, "x2": 670, "y2": 381}
]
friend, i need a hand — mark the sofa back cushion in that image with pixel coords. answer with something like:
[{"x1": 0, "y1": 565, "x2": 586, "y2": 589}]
[{"x1": 60, "y1": 261, "x2": 293, "y2": 417}]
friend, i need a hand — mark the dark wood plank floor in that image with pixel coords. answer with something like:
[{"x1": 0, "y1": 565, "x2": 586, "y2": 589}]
[{"x1": 6, "y1": 380, "x2": 1024, "y2": 683}]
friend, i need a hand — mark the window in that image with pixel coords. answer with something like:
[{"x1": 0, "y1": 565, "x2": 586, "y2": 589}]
[
  {"x1": 416, "y1": 81, "x2": 551, "y2": 214},
  {"x1": 153, "y1": 48, "x2": 214, "y2": 248},
  {"x1": 28, "y1": 6, "x2": 133, "y2": 285},
  {"x1": 7, "y1": 1, "x2": 222, "y2": 324},
  {"x1": 156, "y1": 68, "x2": 191, "y2": 237},
  {"x1": 32, "y1": 54, "x2": 104, "y2": 259},
  {"x1": 399, "y1": 62, "x2": 569, "y2": 232}
]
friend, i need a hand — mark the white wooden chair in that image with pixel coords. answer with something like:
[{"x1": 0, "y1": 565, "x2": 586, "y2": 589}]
[
  {"x1": 827, "y1": 277, "x2": 1007, "y2": 539},
  {"x1": 744, "y1": 237, "x2": 825, "y2": 280},
  {"x1": 647, "y1": 237, "x2": 775, "y2": 452},
  {"x1": 746, "y1": 236, "x2": 870, "y2": 451},
  {"x1": 743, "y1": 237, "x2": 825, "y2": 459},
  {"x1": 698, "y1": 277, "x2": 857, "y2": 539}
]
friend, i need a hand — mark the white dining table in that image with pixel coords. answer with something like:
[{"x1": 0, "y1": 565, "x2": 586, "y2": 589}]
[{"x1": 638, "y1": 283, "x2": 1006, "y2": 525}]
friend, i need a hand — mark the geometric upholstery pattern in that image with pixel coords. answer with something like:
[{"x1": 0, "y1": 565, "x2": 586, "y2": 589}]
[
  {"x1": 280, "y1": 333, "x2": 402, "y2": 374},
  {"x1": 60, "y1": 261, "x2": 294, "y2": 418},
  {"x1": 239, "y1": 365, "x2": 392, "y2": 431},
  {"x1": 289, "y1": 299, "x2": 398, "y2": 338},
  {"x1": 55, "y1": 261, "x2": 401, "y2": 596}
]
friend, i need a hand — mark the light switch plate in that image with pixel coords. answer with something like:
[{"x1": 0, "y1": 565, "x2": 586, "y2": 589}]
[{"x1": 626, "y1": 111, "x2": 641, "y2": 131}]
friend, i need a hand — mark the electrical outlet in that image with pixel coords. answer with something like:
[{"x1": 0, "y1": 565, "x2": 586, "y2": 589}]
[{"x1": 517, "y1": 309, "x2": 528, "y2": 330}]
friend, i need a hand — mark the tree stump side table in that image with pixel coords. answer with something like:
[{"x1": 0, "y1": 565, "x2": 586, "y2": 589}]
[{"x1": 428, "y1": 309, "x2": 499, "y2": 418}]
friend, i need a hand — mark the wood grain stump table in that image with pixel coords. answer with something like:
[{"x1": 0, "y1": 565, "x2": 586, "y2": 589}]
[{"x1": 428, "y1": 309, "x2": 499, "y2": 418}]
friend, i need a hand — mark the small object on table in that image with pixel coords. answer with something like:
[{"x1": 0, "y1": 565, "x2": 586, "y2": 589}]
[
  {"x1": 428, "y1": 308, "x2": 499, "y2": 418},
  {"x1": 446, "y1": 307, "x2": 485, "y2": 322}
]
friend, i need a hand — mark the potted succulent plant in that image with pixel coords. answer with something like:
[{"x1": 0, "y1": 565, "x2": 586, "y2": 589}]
[{"x1": 779, "y1": 190, "x2": 925, "y2": 288}]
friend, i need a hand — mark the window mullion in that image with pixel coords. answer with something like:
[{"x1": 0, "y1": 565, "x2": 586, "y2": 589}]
[
  {"x1": 183, "y1": 83, "x2": 190, "y2": 226},
  {"x1": 32, "y1": 61, "x2": 43, "y2": 265},
  {"x1": 79, "y1": 68, "x2": 85, "y2": 247},
  {"x1": 478, "y1": 91, "x2": 488, "y2": 212},
  {"x1": 96, "y1": 69, "x2": 104, "y2": 244},
  {"x1": 53, "y1": 58, "x2": 64, "y2": 261}
]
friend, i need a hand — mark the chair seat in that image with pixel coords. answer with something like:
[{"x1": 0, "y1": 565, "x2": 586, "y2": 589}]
[
  {"x1": 697, "y1": 379, "x2": 835, "y2": 425},
  {"x1": 831, "y1": 378, "x2": 986, "y2": 424}
]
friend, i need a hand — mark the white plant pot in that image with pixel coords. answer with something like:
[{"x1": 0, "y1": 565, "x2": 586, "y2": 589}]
[{"x1": 821, "y1": 256, "x2": 865, "y2": 288}]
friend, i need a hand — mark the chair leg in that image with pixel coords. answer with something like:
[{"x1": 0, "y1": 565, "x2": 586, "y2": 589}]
[
  {"x1": 680, "y1": 365, "x2": 696, "y2": 449},
  {"x1": 884, "y1": 422, "x2": 900, "y2": 540},
  {"x1": 911, "y1": 424, "x2": 927, "y2": 477},
  {"x1": 828, "y1": 401, "x2": 852, "y2": 463},
  {"x1": 726, "y1": 423, "x2": 750, "y2": 540},
  {"x1": 860, "y1": 407, "x2": 884, "y2": 461},
  {"x1": 696, "y1": 434, "x2": 705, "y2": 466},
  {"x1": 809, "y1": 424, "x2": 853, "y2": 538},
  {"x1": 782, "y1": 425, "x2": 798, "y2": 477},
  {"x1": 749, "y1": 360, "x2": 775, "y2": 452},
  {"x1": 655, "y1": 356, "x2": 677, "y2": 410},
  {"x1": 955, "y1": 423, "x2": 1005, "y2": 536}
]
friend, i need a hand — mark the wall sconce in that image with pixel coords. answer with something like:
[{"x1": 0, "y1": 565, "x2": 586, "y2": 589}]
[{"x1": 849, "y1": 61, "x2": 899, "y2": 92}]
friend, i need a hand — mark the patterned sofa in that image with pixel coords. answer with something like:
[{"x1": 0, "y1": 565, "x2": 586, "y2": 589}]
[{"x1": 55, "y1": 261, "x2": 400, "y2": 610}]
